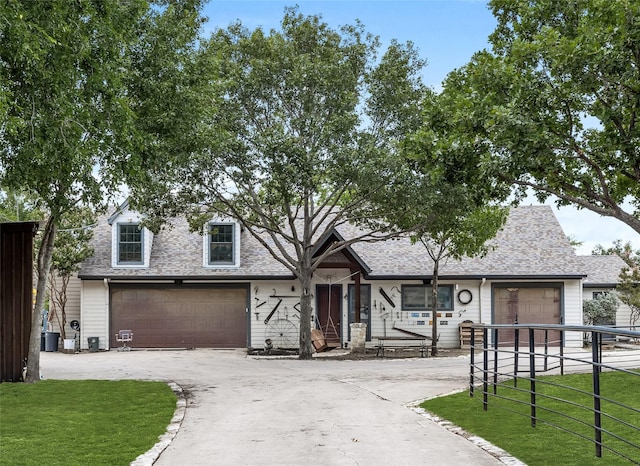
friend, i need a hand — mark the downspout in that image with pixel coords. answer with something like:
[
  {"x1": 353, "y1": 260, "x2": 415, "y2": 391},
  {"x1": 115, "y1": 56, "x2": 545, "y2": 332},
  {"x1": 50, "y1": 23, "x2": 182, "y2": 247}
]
[
  {"x1": 479, "y1": 278, "x2": 487, "y2": 323},
  {"x1": 104, "y1": 278, "x2": 110, "y2": 350}
]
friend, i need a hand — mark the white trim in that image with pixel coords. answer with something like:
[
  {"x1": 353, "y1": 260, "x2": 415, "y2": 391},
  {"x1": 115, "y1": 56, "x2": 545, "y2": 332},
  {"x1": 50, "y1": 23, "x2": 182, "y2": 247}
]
[
  {"x1": 109, "y1": 209, "x2": 152, "y2": 269},
  {"x1": 203, "y1": 221, "x2": 241, "y2": 269}
]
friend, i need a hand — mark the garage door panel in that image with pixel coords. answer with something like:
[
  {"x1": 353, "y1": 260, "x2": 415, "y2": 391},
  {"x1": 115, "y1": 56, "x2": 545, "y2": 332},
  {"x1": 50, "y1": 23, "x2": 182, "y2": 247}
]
[
  {"x1": 111, "y1": 286, "x2": 247, "y2": 348},
  {"x1": 494, "y1": 286, "x2": 561, "y2": 347}
]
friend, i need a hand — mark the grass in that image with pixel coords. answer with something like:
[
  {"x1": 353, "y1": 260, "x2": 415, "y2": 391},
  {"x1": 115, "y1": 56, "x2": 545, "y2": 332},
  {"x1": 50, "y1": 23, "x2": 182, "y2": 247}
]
[
  {"x1": 0, "y1": 380, "x2": 176, "y2": 465},
  {"x1": 421, "y1": 370, "x2": 640, "y2": 465}
]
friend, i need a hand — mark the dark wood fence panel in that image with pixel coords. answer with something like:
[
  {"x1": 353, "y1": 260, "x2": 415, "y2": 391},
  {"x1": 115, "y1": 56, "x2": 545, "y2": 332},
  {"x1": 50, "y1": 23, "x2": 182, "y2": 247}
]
[{"x1": 0, "y1": 222, "x2": 38, "y2": 382}]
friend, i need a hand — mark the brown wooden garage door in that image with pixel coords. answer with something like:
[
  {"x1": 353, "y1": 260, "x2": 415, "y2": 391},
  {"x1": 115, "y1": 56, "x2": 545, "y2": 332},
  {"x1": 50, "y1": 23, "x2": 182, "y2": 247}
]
[
  {"x1": 494, "y1": 286, "x2": 562, "y2": 347},
  {"x1": 110, "y1": 285, "x2": 248, "y2": 348}
]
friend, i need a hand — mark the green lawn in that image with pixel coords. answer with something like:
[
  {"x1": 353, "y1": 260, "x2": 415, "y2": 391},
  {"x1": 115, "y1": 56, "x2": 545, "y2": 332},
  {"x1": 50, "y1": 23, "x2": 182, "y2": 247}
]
[
  {"x1": 421, "y1": 370, "x2": 640, "y2": 465},
  {"x1": 0, "y1": 380, "x2": 176, "y2": 465}
]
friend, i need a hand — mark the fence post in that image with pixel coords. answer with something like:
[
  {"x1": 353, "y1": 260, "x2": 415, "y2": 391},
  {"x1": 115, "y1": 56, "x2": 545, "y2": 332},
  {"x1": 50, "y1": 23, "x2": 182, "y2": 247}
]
[
  {"x1": 529, "y1": 327, "x2": 536, "y2": 428},
  {"x1": 544, "y1": 329, "x2": 549, "y2": 371},
  {"x1": 483, "y1": 327, "x2": 489, "y2": 411},
  {"x1": 514, "y1": 327, "x2": 519, "y2": 388},
  {"x1": 591, "y1": 330, "x2": 603, "y2": 458},
  {"x1": 469, "y1": 325, "x2": 476, "y2": 397},
  {"x1": 560, "y1": 329, "x2": 564, "y2": 376},
  {"x1": 493, "y1": 327, "x2": 499, "y2": 395}
]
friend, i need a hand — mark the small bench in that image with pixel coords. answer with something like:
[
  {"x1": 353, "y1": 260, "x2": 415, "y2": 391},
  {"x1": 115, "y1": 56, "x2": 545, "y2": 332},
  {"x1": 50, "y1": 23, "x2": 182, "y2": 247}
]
[{"x1": 374, "y1": 336, "x2": 429, "y2": 358}]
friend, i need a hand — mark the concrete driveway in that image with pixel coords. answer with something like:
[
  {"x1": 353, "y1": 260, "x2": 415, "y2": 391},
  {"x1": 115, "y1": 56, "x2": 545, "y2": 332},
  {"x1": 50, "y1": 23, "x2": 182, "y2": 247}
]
[{"x1": 41, "y1": 350, "x2": 507, "y2": 465}]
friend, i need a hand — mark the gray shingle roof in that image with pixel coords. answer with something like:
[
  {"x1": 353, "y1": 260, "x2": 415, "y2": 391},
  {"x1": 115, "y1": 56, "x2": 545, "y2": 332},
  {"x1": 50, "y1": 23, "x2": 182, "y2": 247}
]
[
  {"x1": 577, "y1": 255, "x2": 626, "y2": 286},
  {"x1": 346, "y1": 205, "x2": 584, "y2": 278},
  {"x1": 79, "y1": 204, "x2": 607, "y2": 282}
]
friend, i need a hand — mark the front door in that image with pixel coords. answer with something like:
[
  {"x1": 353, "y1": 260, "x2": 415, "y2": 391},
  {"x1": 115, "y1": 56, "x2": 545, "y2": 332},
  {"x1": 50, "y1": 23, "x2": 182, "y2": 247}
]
[
  {"x1": 348, "y1": 284, "x2": 371, "y2": 341},
  {"x1": 316, "y1": 284, "x2": 342, "y2": 347}
]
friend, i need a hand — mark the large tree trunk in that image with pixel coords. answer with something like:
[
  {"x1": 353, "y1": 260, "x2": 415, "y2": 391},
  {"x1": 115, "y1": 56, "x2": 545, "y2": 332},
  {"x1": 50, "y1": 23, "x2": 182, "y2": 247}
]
[
  {"x1": 431, "y1": 260, "x2": 439, "y2": 357},
  {"x1": 25, "y1": 217, "x2": 56, "y2": 383},
  {"x1": 298, "y1": 269, "x2": 314, "y2": 359}
]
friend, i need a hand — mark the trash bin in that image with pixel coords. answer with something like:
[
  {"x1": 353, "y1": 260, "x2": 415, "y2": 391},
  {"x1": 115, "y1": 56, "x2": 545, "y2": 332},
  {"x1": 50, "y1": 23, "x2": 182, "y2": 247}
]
[
  {"x1": 87, "y1": 336, "x2": 99, "y2": 353},
  {"x1": 40, "y1": 332, "x2": 46, "y2": 351},
  {"x1": 45, "y1": 332, "x2": 60, "y2": 352}
]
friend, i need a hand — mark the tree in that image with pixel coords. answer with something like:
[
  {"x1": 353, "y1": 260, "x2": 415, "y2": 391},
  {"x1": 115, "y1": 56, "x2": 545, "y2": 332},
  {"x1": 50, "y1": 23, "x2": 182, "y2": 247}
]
[
  {"x1": 0, "y1": 0, "x2": 205, "y2": 381},
  {"x1": 412, "y1": 204, "x2": 507, "y2": 356},
  {"x1": 0, "y1": 188, "x2": 42, "y2": 222},
  {"x1": 583, "y1": 291, "x2": 619, "y2": 326},
  {"x1": 395, "y1": 87, "x2": 509, "y2": 355},
  {"x1": 129, "y1": 8, "x2": 428, "y2": 359},
  {"x1": 443, "y1": 0, "x2": 640, "y2": 233},
  {"x1": 48, "y1": 207, "x2": 95, "y2": 341}
]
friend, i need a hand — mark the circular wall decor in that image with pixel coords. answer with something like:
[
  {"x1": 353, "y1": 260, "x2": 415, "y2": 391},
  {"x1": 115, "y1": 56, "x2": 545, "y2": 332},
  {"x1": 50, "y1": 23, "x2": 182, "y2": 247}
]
[
  {"x1": 70, "y1": 320, "x2": 80, "y2": 331},
  {"x1": 457, "y1": 289, "x2": 472, "y2": 305}
]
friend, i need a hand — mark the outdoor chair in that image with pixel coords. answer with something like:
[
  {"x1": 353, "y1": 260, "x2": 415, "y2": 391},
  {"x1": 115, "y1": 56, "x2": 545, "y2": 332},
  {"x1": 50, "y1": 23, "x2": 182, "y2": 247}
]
[{"x1": 115, "y1": 329, "x2": 133, "y2": 351}]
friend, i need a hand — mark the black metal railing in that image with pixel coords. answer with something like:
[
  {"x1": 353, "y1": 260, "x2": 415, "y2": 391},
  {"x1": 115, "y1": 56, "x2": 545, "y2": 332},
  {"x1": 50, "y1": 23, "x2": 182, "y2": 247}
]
[{"x1": 469, "y1": 324, "x2": 640, "y2": 463}]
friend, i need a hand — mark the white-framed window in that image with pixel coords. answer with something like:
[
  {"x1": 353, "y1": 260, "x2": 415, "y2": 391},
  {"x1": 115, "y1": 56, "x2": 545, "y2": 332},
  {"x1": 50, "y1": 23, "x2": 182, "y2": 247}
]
[
  {"x1": 117, "y1": 223, "x2": 143, "y2": 265},
  {"x1": 206, "y1": 222, "x2": 239, "y2": 267}
]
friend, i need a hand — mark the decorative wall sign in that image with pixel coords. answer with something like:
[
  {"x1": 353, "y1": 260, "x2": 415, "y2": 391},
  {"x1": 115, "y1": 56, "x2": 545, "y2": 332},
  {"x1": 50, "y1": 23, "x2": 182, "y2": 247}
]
[
  {"x1": 441, "y1": 321, "x2": 449, "y2": 325},
  {"x1": 445, "y1": 312, "x2": 453, "y2": 318},
  {"x1": 457, "y1": 289, "x2": 473, "y2": 305}
]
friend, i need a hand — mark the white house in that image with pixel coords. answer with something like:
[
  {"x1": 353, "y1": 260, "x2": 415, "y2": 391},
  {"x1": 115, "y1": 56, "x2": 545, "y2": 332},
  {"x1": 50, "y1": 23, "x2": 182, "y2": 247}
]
[{"x1": 58, "y1": 203, "x2": 626, "y2": 351}]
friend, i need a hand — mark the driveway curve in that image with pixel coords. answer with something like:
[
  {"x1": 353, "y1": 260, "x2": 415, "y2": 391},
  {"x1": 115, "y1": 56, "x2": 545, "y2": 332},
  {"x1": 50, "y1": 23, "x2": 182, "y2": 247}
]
[{"x1": 41, "y1": 349, "x2": 503, "y2": 465}]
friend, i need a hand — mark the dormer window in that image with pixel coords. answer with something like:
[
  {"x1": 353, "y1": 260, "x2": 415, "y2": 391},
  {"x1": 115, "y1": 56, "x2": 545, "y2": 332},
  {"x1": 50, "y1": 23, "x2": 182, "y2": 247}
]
[
  {"x1": 208, "y1": 223, "x2": 234, "y2": 265},
  {"x1": 118, "y1": 223, "x2": 143, "y2": 265},
  {"x1": 203, "y1": 221, "x2": 240, "y2": 268}
]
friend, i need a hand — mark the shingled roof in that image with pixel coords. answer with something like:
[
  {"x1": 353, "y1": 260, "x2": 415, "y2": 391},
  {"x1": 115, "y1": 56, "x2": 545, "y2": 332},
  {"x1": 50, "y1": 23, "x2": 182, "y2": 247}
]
[
  {"x1": 347, "y1": 205, "x2": 585, "y2": 279},
  {"x1": 79, "y1": 205, "x2": 592, "y2": 281},
  {"x1": 577, "y1": 255, "x2": 626, "y2": 287}
]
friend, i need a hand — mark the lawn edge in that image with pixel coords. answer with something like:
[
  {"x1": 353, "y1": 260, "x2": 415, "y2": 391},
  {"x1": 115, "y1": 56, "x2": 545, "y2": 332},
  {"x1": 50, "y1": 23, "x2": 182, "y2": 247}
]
[
  {"x1": 131, "y1": 382, "x2": 186, "y2": 466},
  {"x1": 408, "y1": 392, "x2": 527, "y2": 466}
]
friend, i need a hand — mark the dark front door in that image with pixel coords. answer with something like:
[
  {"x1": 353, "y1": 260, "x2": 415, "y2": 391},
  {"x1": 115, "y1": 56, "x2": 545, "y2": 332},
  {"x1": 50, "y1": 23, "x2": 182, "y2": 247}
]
[
  {"x1": 316, "y1": 284, "x2": 342, "y2": 347},
  {"x1": 348, "y1": 284, "x2": 371, "y2": 341}
]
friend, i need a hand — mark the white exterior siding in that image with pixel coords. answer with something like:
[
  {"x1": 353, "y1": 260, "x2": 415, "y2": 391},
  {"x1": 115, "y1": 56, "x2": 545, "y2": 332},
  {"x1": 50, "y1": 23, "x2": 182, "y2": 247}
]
[
  {"x1": 47, "y1": 272, "x2": 81, "y2": 340},
  {"x1": 563, "y1": 279, "x2": 583, "y2": 347},
  {"x1": 76, "y1": 275, "x2": 587, "y2": 351},
  {"x1": 248, "y1": 276, "x2": 497, "y2": 350},
  {"x1": 81, "y1": 280, "x2": 110, "y2": 350}
]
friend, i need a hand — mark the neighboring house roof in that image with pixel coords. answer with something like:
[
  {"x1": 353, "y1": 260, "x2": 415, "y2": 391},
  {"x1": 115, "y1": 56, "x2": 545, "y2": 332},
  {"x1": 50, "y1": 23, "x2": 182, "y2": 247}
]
[
  {"x1": 577, "y1": 255, "x2": 627, "y2": 287},
  {"x1": 79, "y1": 204, "x2": 589, "y2": 281}
]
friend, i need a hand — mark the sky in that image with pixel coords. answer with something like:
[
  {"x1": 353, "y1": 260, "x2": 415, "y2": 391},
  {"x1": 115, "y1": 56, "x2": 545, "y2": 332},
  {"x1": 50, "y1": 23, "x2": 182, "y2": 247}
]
[{"x1": 201, "y1": 0, "x2": 639, "y2": 256}]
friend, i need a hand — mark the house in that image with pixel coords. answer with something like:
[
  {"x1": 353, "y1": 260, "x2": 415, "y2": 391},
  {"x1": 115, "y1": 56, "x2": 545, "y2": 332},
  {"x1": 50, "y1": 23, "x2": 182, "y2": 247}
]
[
  {"x1": 58, "y1": 203, "x2": 626, "y2": 351},
  {"x1": 578, "y1": 255, "x2": 633, "y2": 328}
]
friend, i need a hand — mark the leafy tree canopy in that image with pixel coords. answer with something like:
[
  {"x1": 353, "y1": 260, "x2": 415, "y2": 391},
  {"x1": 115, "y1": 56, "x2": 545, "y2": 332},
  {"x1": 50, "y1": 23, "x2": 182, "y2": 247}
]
[
  {"x1": 0, "y1": 0, "x2": 206, "y2": 380},
  {"x1": 129, "y1": 8, "x2": 429, "y2": 358},
  {"x1": 437, "y1": 0, "x2": 640, "y2": 233}
]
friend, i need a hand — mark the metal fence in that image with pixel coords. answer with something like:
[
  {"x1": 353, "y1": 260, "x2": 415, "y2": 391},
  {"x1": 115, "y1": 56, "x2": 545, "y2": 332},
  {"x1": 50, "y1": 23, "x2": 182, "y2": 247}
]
[{"x1": 468, "y1": 324, "x2": 640, "y2": 463}]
